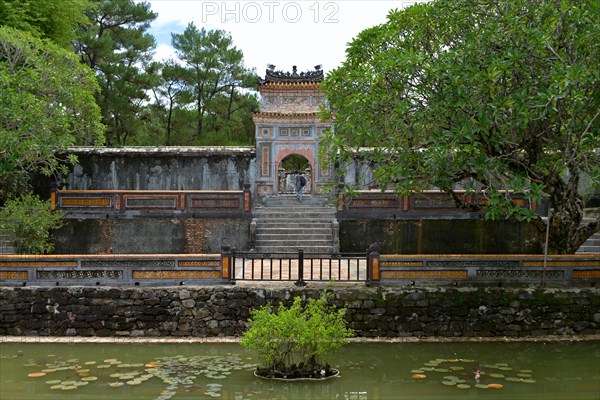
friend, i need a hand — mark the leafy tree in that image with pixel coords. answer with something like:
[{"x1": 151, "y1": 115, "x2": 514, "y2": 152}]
[
  {"x1": 0, "y1": 0, "x2": 91, "y2": 47},
  {"x1": 323, "y1": 0, "x2": 600, "y2": 254},
  {"x1": 0, "y1": 193, "x2": 64, "y2": 254},
  {"x1": 148, "y1": 59, "x2": 188, "y2": 146},
  {"x1": 0, "y1": 26, "x2": 104, "y2": 199},
  {"x1": 73, "y1": 0, "x2": 157, "y2": 146},
  {"x1": 171, "y1": 23, "x2": 257, "y2": 142},
  {"x1": 240, "y1": 290, "x2": 352, "y2": 378}
]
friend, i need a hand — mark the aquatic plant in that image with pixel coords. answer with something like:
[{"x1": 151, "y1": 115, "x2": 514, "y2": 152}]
[{"x1": 240, "y1": 289, "x2": 353, "y2": 379}]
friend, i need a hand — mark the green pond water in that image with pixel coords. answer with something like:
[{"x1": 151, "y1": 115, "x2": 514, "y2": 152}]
[{"x1": 1, "y1": 341, "x2": 599, "y2": 400}]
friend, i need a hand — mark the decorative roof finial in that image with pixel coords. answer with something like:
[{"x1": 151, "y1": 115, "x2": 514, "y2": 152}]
[{"x1": 258, "y1": 64, "x2": 324, "y2": 84}]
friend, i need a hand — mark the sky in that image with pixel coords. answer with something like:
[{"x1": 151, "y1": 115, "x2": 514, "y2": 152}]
[{"x1": 143, "y1": 0, "x2": 426, "y2": 76}]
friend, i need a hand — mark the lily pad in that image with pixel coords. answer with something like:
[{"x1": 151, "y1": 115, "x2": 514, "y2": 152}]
[
  {"x1": 108, "y1": 382, "x2": 124, "y2": 387},
  {"x1": 521, "y1": 379, "x2": 536, "y2": 383},
  {"x1": 441, "y1": 380, "x2": 456, "y2": 386},
  {"x1": 489, "y1": 373, "x2": 505, "y2": 378},
  {"x1": 27, "y1": 372, "x2": 46, "y2": 378},
  {"x1": 81, "y1": 376, "x2": 98, "y2": 381},
  {"x1": 456, "y1": 384, "x2": 471, "y2": 389},
  {"x1": 475, "y1": 384, "x2": 489, "y2": 389},
  {"x1": 45, "y1": 380, "x2": 62, "y2": 385}
]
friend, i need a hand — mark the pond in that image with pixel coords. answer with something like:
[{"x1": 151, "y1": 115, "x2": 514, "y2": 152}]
[{"x1": 1, "y1": 340, "x2": 599, "y2": 399}]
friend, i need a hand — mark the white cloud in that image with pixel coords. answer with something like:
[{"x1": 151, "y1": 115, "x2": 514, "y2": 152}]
[{"x1": 142, "y1": 0, "x2": 425, "y2": 75}]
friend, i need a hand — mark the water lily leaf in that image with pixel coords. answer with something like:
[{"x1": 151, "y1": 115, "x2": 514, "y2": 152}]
[
  {"x1": 456, "y1": 384, "x2": 471, "y2": 389},
  {"x1": 27, "y1": 372, "x2": 46, "y2": 378}
]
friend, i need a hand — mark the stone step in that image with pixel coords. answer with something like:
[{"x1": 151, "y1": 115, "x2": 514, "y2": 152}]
[
  {"x1": 576, "y1": 246, "x2": 600, "y2": 253},
  {"x1": 254, "y1": 245, "x2": 334, "y2": 254},
  {"x1": 260, "y1": 195, "x2": 333, "y2": 207},
  {"x1": 257, "y1": 218, "x2": 333, "y2": 225},
  {"x1": 252, "y1": 207, "x2": 335, "y2": 218},
  {"x1": 257, "y1": 227, "x2": 333, "y2": 234},
  {"x1": 254, "y1": 196, "x2": 337, "y2": 254},
  {"x1": 257, "y1": 239, "x2": 334, "y2": 247},
  {"x1": 257, "y1": 233, "x2": 333, "y2": 241}
]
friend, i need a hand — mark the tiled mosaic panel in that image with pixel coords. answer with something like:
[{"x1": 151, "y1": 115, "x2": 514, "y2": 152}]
[
  {"x1": 381, "y1": 261, "x2": 424, "y2": 267},
  {"x1": 524, "y1": 260, "x2": 600, "y2": 267},
  {"x1": 428, "y1": 260, "x2": 520, "y2": 268},
  {"x1": 132, "y1": 270, "x2": 220, "y2": 279},
  {"x1": 0, "y1": 261, "x2": 77, "y2": 268},
  {"x1": 477, "y1": 270, "x2": 563, "y2": 279},
  {"x1": 178, "y1": 261, "x2": 220, "y2": 267},
  {"x1": 0, "y1": 271, "x2": 28, "y2": 279},
  {"x1": 81, "y1": 260, "x2": 175, "y2": 268},
  {"x1": 381, "y1": 270, "x2": 467, "y2": 279},
  {"x1": 573, "y1": 270, "x2": 600, "y2": 278},
  {"x1": 37, "y1": 270, "x2": 123, "y2": 279}
]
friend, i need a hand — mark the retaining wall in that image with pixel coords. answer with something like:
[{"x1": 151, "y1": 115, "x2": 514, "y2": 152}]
[{"x1": 1, "y1": 286, "x2": 598, "y2": 338}]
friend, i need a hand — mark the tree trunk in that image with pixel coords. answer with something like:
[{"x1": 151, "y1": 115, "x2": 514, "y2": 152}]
[{"x1": 544, "y1": 172, "x2": 598, "y2": 254}]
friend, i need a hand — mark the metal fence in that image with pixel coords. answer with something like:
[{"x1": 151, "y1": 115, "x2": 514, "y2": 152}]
[{"x1": 226, "y1": 249, "x2": 371, "y2": 285}]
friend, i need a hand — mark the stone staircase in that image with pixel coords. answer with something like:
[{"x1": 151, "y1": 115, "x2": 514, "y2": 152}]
[
  {"x1": 576, "y1": 211, "x2": 600, "y2": 254},
  {"x1": 252, "y1": 195, "x2": 337, "y2": 254},
  {"x1": 0, "y1": 228, "x2": 15, "y2": 254}
]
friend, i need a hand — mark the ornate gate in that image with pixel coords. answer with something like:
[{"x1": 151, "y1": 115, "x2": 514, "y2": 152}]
[{"x1": 253, "y1": 65, "x2": 333, "y2": 196}]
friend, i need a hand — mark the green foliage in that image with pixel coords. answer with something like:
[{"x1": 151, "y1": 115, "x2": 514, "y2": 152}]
[
  {"x1": 73, "y1": 0, "x2": 157, "y2": 146},
  {"x1": 0, "y1": 193, "x2": 63, "y2": 254},
  {"x1": 323, "y1": 0, "x2": 600, "y2": 253},
  {"x1": 0, "y1": 26, "x2": 105, "y2": 200},
  {"x1": 281, "y1": 154, "x2": 309, "y2": 172},
  {"x1": 240, "y1": 290, "x2": 353, "y2": 374},
  {"x1": 0, "y1": 0, "x2": 92, "y2": 47},
  {"x1": 171, "y1": 23, "x2": 257, "y2": 143}
]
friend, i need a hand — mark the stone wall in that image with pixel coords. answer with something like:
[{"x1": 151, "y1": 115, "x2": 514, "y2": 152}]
[
  {"x1": 339, "y1": 218, "x2": 543, "y2": 254},
  {"x1": 1, "y1": 286, "x2": 598, "y2": 338},
  {"x1": 53, "y1": 218, "x2": 251, "y2": 254},
  {"x1": 64, "y1": 147, "x2": 255, "y2": 191}
]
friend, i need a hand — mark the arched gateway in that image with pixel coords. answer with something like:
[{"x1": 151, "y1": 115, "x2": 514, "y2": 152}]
[{"x1": 253, "y1": 65, "x2": 332, "y2": 196}]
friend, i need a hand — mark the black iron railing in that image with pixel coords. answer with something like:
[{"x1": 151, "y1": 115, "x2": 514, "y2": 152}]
[{"x1": 227, "y1": 249, "x2": 372, "y2": 284}]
